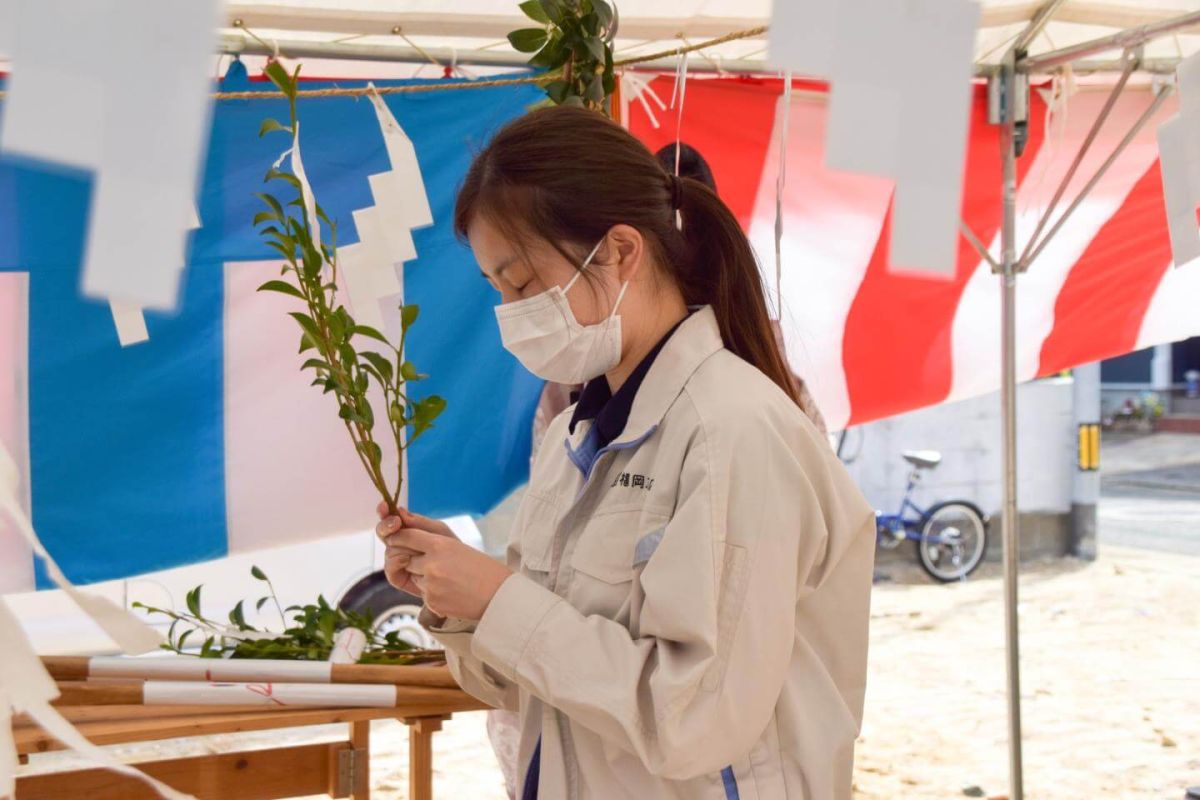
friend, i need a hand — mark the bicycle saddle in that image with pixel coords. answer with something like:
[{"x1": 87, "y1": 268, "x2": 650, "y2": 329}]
[{"x1": 902, "y1": 450, "x2": 942, "y2": 469}]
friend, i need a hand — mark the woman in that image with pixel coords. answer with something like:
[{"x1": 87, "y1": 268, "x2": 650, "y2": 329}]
[{"x1": 377, "y1": 106, "x2": 876, "y2": 799}]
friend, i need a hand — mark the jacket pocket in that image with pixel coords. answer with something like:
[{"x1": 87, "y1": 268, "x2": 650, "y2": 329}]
[
  {"x1": 516, "y1": 490, "x2": 561, "y2": 574},
  {"x1": 570, "y1": 508, "x2": 670, "y2": 584}
]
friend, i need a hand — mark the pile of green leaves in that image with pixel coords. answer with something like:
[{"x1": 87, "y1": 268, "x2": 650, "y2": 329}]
[
  {"x1": 254, "y1": 61, "x2": 445, "y2": 517},
  {"x1": 508, "y1": 0, "x2": 617, "y2": 112},
  {"x1": 133, "y1": 566, "x2": 440, "y2": 664}
]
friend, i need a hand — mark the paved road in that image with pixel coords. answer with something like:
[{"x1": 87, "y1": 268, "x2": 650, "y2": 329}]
[{"x1": 1099, "y1": 434, "x2": 1200, "y2": 556}]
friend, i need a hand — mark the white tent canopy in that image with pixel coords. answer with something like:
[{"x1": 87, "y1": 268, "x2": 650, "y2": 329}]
[{"x1": 217, "y1": 0, "x2": 1200, "y2": 74}]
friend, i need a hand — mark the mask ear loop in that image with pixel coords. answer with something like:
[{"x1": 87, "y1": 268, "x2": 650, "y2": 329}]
[
  {"x1": 564, "y1": 238, "x2": 607, "y2": 293},
  {"x1": 608, "y1": 278, "x2": 631, "y2": 320}
]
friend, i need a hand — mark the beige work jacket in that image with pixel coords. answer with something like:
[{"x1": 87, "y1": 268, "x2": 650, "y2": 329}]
[{"x1": 425, "y1": 306, "x2": 875, "y2": 799}]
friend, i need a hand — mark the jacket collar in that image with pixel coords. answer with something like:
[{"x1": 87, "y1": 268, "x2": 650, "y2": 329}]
[{"x1": 578, "y1": 304, "x2": 723, "y2": 448}]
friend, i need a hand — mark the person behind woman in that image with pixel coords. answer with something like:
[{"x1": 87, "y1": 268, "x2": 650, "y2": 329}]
[{"x1": 377, "y1": 106, "x2": 875, "y2": 799}]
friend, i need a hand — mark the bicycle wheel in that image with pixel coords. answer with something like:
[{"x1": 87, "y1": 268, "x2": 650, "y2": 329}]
[{"x1": 917, "y1": 501, "x2": 988, "y2": 582}]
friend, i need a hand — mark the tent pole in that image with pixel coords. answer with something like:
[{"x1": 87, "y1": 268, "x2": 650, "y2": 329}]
[
  {"x1": 1020, "y1": 9, "x2": 1200, "y2": 73},
  {"x1": 997, "y1": 48, "x2": 1025, "y2": 800}
]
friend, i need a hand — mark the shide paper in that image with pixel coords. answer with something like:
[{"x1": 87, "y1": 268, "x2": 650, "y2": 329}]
[
  {"x1": 1158, "y1": 52, "x2": 1200, "y2": 268},
  {"x1": 768, "y1": 0, "x2": 981, "y2": 277},
  {"x1": 0, "y1": 0, "x2": 220, "y2": 312}
]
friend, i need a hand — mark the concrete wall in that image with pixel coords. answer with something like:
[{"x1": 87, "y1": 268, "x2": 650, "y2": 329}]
[{"x1": 844, "y1": 377, "x2": 1077, "y2": 563}]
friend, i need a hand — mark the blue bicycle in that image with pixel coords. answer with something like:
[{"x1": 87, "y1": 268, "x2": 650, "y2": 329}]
[{"x1": 876, "y1": 451, "x2": 989, "y2": 582}]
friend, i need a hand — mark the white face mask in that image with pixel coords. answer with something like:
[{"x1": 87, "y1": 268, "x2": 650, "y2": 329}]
[{"x1": 494, "y1": 239, "x2": 630, "y2": 384}]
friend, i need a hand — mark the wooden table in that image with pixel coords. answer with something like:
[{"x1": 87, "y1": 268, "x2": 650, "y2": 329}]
[{"x1": 12, "y1": 692, "x2": 491, "y2": 800}]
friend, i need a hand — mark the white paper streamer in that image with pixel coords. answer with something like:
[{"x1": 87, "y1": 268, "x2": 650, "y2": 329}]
[
  {"x1": 109, "y1": 301, "x2": 150, "y2": 347},
  {"x1": 0, "y1": 599, "x2": 192, "y2": 800},
  {"x1": 328, "y1": 627, "x2": 367, "y2": 664},
  {"x1": 0, "y1": 444, "x2": 161, "y2": 654},
  {"x1": 142, "y1": 680, "x2": 394, "y2": 708},
  {"x1": 336, "y1": 242, "x2": 387, "y2": 332},
  {"x1": 1157, "y1": 52, "x2": 1200, "y2": 268},
  {"x1": 89, "y1": 656, "x2": 333, "y2": 683},
  {"x1": 366, "y1": 85, "x2": 433, "y2": 230},
  {"x1": 289, "y1": 121, "x2": 323, "y2": 247}
]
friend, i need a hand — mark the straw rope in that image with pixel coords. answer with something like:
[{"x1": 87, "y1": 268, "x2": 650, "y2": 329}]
[{"x1": 0, "y1": 25, "x2": 769, "y2": 102}]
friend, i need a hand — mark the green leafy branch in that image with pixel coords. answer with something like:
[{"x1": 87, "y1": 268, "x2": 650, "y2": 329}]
[
  {"x1": 254, "y1": 62, "x2": 445, "y2": 517},
  {"x1": 132, "y1": 566, "x2": 441, "y2": 664},
  {"x1": 508, "y1": 0, "x2": 617, "y2": 112}
]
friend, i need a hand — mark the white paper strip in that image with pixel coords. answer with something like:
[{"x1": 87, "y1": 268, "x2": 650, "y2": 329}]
[
  {"x1": 352, "y1": 207, "x2": 404, "y2": 297},
  {"x1": 142, "y1": 680, "x2": 395, "y2": 708},
  {"x1": 1157, "y1": 115, "x2": 1200, "y2": 267},
  {"x1": 0, "y1": 0, "x2": 220, "y2": 312},
  {"x1": 766, "y1": 0, "x2": 839, "y2": 78},
  {"x1": 366, "y1": 85, "x2": 433, "y2": 229},
  {"x1": 336, "y1": 242, "x2": 387, "y2": 332},
  {"x1": 824, "y1": 0, "x2": 906, "y2": 178},
  {"x1": 328, "y1": 628, "x2": 367, "y2": 664},
  {"x1": 0, "y1": 443, "x2": 162, "y2": 654},
  {"x1": 88, "y1": 656, "x2": 334, "y2": 683},
  {"x1": 109, "y1": 301, "x2": 150, "y2": 347},
  {"x1": 0, "y1": 599, "x2": 192, "y2": 800},
  {"x1": 367, "y1": 173, "x2": 420, "y2": 264},
  {"x1": 290, "y1": 121, "x2": 323, "y2": 248},
  {"x1": 888, "y1": 0, "x2": 981, "y2": 276}
]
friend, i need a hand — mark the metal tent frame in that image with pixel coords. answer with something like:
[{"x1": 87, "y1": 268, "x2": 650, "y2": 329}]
[{"x1": 220, "y1": 6, "x2": 1200, "y2": 797}]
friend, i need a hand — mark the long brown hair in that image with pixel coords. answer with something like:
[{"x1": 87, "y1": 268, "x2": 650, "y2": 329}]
[{"x1": 454, "y1": 105, "x2": 800, "y2": 407}]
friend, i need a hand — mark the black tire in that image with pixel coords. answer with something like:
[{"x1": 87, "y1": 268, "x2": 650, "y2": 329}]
[
  {"x1": 338, "y1": 573, "x2": 437, "y2": 649},
  {"x1": 916, "y1": 501, "x2": 988, "y2": 582}
]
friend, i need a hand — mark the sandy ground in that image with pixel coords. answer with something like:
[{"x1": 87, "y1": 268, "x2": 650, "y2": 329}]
[{"x1": 19, "y1": 544, "x2": 1198, "y2": 799}]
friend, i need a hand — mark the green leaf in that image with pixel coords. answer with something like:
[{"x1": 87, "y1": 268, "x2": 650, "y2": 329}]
[
  {"x1": 584, "y1": 36, "x2": 606, "y2": 62},
  {"x1": 257, "y1": 279, "x2": 305, "y2": 300},
  {"x1": 256, "y1": 596, "x2": 271, "y2": 612},
  {"x1": 256, "y1": 192, "x2": 285, "y2": 219},
  {"x1": 258, "y1": 118, "x2": 293, "y2": 138},
  {"x1": 299, "y1": 332, "x2": 317, "y2": 354},
  {"x1": 519, "y1": 0, "x2": 551, "y2": 23},
  {"x1": 352, "y1": 325, "x2": 389, "y2": 345},
  {"x1": 357, "y1": 440, "x2": 383, "y2": 466},
  {"x1": 301, "y1": 242, "x2": 323, "y2": 279},
  {"x1": 530, "y1": 36, "x2": 566, "y2": 68},
  {"x1": 544, "y1": 80, "x2": 570, "y2": 104},
  {"x1": 253, "y1": 210, "x2": 279, "y2": 227},
  {"x1": 410, "y1": 395, "x2": 447, "y2": 439},
  {"x1": 316, "y1": 204, "x2": 335, "y2": 231},
  {"x1": 389, "y1": 403, "x2": 405, "y2": 424},
  {"x1": 562, "y1": 95, "x2": 585, "y2": 108},
  {"x1": 538, "y1": 0, "x2": 565, "y2": 23},
  {"x1": 361, "y1": 351, "x2": 394, "y2": 384},
  {"x1": 400, "y1": 361, "x2": 419, "y2": 381},
  {"x1": 186, "y1": 586, "x2": 202, "y2": 618},
  {"x1": 328, "y1": 310, "x2": 345, "y2": 343},
  {"x1": 585, "y1": 74, "x2": 606, "y2": 103},
  {"x1": 357, "y1": 397, "x2": 374, "y2": 428},
  {"x1": 265, "y1": 240, "x2": 296, "y2": 262},
  {"x1": 593, "y1": 0, "x2": 614, "y2": 31},
  {"x1": 288, "y1": 311, "x2": 321, "y2": 342},
  {"x1": 300, "y1": 357, "x2": 329, "y2": 372},
  {"x1": 229, "y1": 599, "x2": 247, "y2": 630},
  {"x1": 265, "y1": 168, "x2": 303, "y2": 192},
  {"x1": 177, "y1": 629, "x2": 193, "y2": 652},
  {"x1": 251, "y1": 565, "x2": 267, "y2": 581},
  {"x1": 508, "y1": 27, "x2": 549, "y2": 53},
  {"x1": 264, "y1": 61, "x2": 295, "y2": 100},
  {"x1": 400, "y1": 304, "x2": 420, "y2": 331}
]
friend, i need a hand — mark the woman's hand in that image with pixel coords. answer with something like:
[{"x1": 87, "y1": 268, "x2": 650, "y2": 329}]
[
  {"x1": 386, "y1": 525, "x2": 515, "y2": 622},
  {"x1": 375, "y1": 502, "x2": 458, "y2": 598}
]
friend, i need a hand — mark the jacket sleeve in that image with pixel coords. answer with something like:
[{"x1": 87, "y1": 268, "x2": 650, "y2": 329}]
[
  {"x1": 468, "y1": 404, "x2": 838, "y2": 780},
  {"x1": 420, "y1": 608, "x2": 519, "y2": 711}
]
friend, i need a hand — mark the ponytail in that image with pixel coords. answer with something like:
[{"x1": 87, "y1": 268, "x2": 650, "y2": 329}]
[{"x1": 673, "y1": 176, "x2": 802, "y2": 407}]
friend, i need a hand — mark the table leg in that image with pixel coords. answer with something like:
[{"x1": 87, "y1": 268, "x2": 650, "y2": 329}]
[
  {"x1": 405, "y1": 716, "x2": 447, "y2": 800},
  {"x1": 350, "y1": 720, "x2": 370, "y2": 800}
]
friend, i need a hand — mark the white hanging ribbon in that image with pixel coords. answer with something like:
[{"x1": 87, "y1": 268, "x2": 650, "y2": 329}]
[{"x1": 774, "y1": 73, "x2": 793, "y2": 321}]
